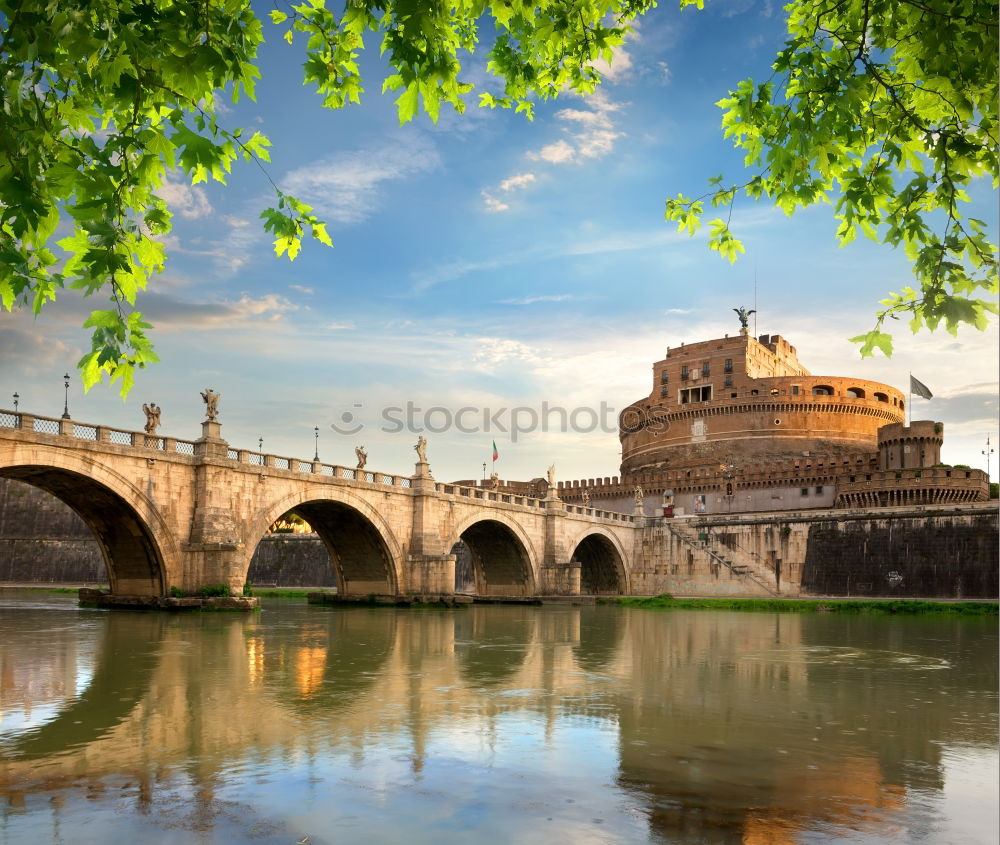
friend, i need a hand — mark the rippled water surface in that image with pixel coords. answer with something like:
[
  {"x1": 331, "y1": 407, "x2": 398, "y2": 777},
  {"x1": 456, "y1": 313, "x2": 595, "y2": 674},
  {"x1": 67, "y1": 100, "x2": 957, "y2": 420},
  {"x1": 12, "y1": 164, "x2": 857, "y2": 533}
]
[{"x1": 0, "y1": 595, "x2": 997, "y2": 843}]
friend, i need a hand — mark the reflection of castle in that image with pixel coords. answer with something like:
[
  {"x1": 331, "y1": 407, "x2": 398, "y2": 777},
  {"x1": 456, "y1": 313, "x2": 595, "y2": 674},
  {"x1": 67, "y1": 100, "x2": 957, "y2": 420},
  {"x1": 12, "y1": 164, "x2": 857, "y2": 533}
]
[
  {"x1": 558, "y1": 329, "x2": 988, "y2": 515},
  {"x1": 3, "y1": 604, "x2": 992, "y2": 842}
]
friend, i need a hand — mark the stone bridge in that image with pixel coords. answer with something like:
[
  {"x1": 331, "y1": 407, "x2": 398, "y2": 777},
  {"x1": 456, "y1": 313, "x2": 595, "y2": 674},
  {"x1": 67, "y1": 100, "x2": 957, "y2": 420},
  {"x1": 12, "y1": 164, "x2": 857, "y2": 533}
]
[{"x1": 0, "y1": 409, "x2": 638, "y2": 599}]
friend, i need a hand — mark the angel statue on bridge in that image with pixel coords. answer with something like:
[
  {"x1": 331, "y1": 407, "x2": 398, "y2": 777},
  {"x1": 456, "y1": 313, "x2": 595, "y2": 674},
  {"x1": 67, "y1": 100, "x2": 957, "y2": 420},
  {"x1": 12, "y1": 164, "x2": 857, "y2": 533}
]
[
  {"x1": 200, "y1": 388, "x2": 220, "y2": 422},
  {"x1": 355, "y1": 445, "x2": 367, "y2": 469},
  {"x1": 142, "y1": 402, "x2": 161, "y2": 434},
  {"x1": 733, "y1": 306, "x2": 756, "y2": 330},
  {"x1": 414, "y1": 435, "x2": 428, "y2": 464}
]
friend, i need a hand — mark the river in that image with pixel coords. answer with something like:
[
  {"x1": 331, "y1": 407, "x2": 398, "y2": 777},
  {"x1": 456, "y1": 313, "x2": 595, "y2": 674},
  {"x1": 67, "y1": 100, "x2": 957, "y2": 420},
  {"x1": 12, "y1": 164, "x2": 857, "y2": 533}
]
[{"x1": 0, "y1": 594, "x2": 996, "y2": 843}]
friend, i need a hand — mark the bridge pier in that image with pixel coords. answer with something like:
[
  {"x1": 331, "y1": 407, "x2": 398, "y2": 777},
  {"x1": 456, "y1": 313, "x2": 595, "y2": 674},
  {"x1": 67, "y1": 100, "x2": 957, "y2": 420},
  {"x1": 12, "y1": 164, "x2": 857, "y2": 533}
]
[
  {"x1": 541, "y1": 493, "x2": 582, "y2": 596},
  {"x1": 541, "y1": 561, "x2": 582, "y2": 595},
  {"x1": 183, "y1": 422, "x2": 245, "y2": 594},
  {"x1": 407, "y1": 554, "x2": 457, "y2": 595}
]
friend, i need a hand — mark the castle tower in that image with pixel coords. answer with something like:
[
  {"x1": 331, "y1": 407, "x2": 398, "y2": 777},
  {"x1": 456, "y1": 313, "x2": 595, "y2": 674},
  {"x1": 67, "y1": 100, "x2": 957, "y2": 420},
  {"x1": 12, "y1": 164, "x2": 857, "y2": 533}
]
[
  {"x1": 619, "y1": 331, "x2": 906, "y2": 475},
  {"x1": 877, "y1": 421, "x2": 943, "y2": 470}
]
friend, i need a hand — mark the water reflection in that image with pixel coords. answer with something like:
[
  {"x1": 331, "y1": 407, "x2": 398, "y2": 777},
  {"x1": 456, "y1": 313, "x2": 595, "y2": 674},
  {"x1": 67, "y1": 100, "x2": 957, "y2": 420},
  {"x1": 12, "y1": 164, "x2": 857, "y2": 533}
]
[{"x1": 0, "y1": 595, "x2": 995, "y2": 844}]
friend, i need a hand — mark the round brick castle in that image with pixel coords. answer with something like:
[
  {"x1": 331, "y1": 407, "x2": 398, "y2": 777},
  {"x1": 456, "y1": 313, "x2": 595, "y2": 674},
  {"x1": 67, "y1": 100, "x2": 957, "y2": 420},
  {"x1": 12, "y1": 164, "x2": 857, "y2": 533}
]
[{"x1": 556, "y1": 329, "x2": 987, "y2": 515}]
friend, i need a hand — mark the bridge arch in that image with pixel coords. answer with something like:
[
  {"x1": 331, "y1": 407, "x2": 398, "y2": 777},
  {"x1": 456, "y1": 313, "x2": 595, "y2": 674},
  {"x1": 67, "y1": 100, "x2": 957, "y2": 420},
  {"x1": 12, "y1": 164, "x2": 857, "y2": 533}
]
[
  {"x1": 446, "y1": 512, "x2": 539, "y2": 597},
  {"x1": 246, "y1": 487, "x2": 404, "y2": 596},
  {"x1": 0, "y1": 446, "x2": 176, "y2": 596},
  {"x1": 568, "y1": 527, "x2": 630, "y2": 595}
]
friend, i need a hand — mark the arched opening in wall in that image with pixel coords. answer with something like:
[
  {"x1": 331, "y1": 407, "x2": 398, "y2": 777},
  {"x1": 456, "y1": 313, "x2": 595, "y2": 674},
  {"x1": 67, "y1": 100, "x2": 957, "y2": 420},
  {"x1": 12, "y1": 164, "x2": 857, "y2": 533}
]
[
  {"x1": 874, "y1": 392, "x2": 889, "y2": 403},
  {"x1": 572, "y1": 534, "x2": 626, "y2": 595},
  {"x1": 846, "y1": 387, "x2": 866, "y2": 399},
  {"x1": 450, "y1": 540, "x2": 475, "y2": 593},
  {"x1": 812, "y1": 385, "x2": 834, "y2": 396},
  {"x1": 0, "y1": 470, "x2": 164, "y2": 596},
  {"x1": 457, "y1": 519, "x2": 533, "y2": 597},
  {"x1": 250, "y1": 500, "x2": 396, "y2": 595}
]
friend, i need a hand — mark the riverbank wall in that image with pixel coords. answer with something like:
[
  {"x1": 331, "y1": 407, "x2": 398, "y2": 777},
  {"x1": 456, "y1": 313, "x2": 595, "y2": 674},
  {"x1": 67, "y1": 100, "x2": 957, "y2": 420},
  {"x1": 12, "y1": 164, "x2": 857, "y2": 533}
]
[{"x1": 633, "y1": 503, "x2": 998, "y2": 599}]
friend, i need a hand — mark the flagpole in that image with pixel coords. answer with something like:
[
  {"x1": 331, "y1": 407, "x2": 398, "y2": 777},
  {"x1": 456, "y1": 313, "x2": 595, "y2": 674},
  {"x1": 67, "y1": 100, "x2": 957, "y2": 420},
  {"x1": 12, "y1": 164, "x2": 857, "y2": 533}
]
[{"x1": 908, "y1": 372, "x2": 912, "y2": 427}]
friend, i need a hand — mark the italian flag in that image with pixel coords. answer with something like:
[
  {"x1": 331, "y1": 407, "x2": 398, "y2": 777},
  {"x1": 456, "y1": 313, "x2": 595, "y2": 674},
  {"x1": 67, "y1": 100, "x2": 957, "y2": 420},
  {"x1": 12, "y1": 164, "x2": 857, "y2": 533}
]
[{"x1": 492, "y1": 440, "x2": 499, "y2": 462}]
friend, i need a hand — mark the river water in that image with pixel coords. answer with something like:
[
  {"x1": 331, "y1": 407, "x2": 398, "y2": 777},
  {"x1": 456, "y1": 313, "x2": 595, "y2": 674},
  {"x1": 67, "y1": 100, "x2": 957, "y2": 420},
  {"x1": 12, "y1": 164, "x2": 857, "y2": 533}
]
[{"x1": 0, "y1": 594, "x2": 996, "y2": 844}]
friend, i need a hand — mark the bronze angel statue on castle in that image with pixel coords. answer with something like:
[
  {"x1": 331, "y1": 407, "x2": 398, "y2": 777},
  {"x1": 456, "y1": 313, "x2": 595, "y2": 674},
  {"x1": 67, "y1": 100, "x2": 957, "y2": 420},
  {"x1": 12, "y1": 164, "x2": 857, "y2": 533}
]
[{"x1": 733, "y1": 307, "x2": 756, "y2": 329}]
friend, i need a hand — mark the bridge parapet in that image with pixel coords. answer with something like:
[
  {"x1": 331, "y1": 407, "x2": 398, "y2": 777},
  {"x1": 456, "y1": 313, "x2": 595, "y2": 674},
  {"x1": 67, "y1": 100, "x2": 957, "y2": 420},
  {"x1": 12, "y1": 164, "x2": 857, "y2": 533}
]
[
  {"x1": 1, "y1": 409, "x2": 199, "y2": 455},
  {"x1": 562, "y1": 504, "x2": 636, "y2": 525},
  {"x1": 0, "y1": 409, "x2": 417, "y2": 489},
  {"x1": 434, "y1": 481, "x2": 545, "y2": 508}
]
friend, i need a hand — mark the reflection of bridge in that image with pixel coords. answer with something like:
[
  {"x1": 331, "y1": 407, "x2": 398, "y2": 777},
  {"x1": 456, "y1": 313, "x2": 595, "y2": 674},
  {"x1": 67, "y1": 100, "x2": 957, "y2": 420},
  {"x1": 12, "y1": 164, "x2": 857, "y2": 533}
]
[
  {"x1": 3, "y1": 602, "x2": 991, "y2": 841},
  {"x1": 0, "y1": 409, "x2": 637, "y2": 598}
]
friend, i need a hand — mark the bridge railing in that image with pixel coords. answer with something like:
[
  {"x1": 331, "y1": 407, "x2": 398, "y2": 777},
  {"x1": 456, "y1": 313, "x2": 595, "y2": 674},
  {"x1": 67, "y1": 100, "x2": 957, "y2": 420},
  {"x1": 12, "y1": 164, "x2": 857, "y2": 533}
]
[
  {"x1": 564, "y1": 504, "x2": 635, "y2": 523},
  {"x1": 2, "y1": 409, "x2": 628, "y2": 511},
  {"x1": 224, "y1": 449, "x2": 414, "y2": 488},
  {"x1": 434, "y1": 481, "x2": 543, "y2": 507},
  {"x1": 0, "y1": 409, "x2": 199, "y2": 455}
]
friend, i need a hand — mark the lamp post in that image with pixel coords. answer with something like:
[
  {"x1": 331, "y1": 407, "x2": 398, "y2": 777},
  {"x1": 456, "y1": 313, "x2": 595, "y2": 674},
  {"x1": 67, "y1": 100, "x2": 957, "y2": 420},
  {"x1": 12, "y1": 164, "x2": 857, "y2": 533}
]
[
  {"x1": 482, "y1": 461, "x2": 486, "y2": 484},
  {"x1": 61, "y1": 373, "x2": 70, "y2": 419},
  {"x1": 12, "y1": 392, "x2": 18, "y2": 413},
  {"x1": 984, "y1": 435, "x2": 995, "y2": 479},
  {"x1": 313, "y1": 426, "x2": 320, "y2": 462}
]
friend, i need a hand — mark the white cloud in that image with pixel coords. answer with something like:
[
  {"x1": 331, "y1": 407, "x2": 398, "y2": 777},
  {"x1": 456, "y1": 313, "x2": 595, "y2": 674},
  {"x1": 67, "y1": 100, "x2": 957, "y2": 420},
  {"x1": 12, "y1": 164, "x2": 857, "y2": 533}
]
[
  {"x1": 482, "y1": 172, "x2": 538, "y2": 212},
  {"x1": 281, "y1": 137, "x2": 440, "y2": 225},
  {"x1": 499, "y1": 172, "x2": 537, "y2": 192},
  {"x1": 526, "y1": 92, "x2": 625, "y2": 165},
  {"x1": 472, "y1": 337, "x2": 546, "y2": 368},
  {"x1": 481, "y1": 191, "x2": 510, "y2": 213},
  {"x1": 528, "y1": 139, "x2": 577, "y2": 164},
  {"x1": 577, "y1": 127, "x2": 621, "y2": 158},
  {"x1": 157, "y1": 174, "x2": 212, "y2": 219},
  {"x1": 589, "y1": 42, "x2": 633, "y2": 81},
  {"x1": 136, "y1": 291, "x2": 298, "y2": 329},
  {"x1": 289, "y1": 284, "x2": 315, "y2": 295}
]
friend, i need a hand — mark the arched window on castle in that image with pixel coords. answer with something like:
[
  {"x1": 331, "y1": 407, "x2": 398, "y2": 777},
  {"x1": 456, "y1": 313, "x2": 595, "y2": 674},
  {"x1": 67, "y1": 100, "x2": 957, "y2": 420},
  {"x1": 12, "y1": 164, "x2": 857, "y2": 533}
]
[
  {"x1": 846, "y1": 387, "x2": 866, "y2": 399},
  {"x1": 812, "y1": 385, "x2": 834, "y2": 396}
]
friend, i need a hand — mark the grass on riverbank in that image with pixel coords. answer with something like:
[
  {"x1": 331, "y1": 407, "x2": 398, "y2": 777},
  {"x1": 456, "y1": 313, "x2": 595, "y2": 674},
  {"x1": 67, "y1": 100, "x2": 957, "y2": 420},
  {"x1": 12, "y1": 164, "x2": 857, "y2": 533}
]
[
  {"x1": 253, "y1": 589, "x2": 317, "y2": 599},
  {"x1": 612, "y1": 595, "x2": 999, "y2": 615}
]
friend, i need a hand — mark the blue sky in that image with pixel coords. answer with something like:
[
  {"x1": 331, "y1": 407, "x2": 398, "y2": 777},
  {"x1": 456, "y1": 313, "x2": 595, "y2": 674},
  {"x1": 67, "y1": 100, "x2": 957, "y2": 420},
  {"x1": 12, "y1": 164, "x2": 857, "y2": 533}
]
[{"x1": 1, "y1": 0, "x2": 997, "y2": 483}]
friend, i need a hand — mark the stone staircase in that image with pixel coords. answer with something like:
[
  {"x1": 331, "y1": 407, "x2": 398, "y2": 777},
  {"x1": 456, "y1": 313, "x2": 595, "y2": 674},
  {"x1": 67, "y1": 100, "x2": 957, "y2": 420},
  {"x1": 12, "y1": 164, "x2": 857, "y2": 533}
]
[{"x1": 666, "y1": 521, "x2": 780, "y2": 596}]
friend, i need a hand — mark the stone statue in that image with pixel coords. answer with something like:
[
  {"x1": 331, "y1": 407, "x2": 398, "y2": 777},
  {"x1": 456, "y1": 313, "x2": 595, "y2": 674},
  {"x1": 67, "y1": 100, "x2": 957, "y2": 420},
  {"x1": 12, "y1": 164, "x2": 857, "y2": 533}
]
[
  {"x1": 355, "y1": 445, "x2": 367, "y2": 469},
  {"x1": 200, "y1": 388, "x2": 220, "y2": 422},
  {"x1": 546, "y1": 464, "x2": 556, "y2": 488},
  {"x1": 142, "y1": 402, "x2": 161, "y2": 434},
  {"x1": 634, "y1": 485, "x2": 644, "y2": 507},
  {"x1": 733, "y1": 306, "x2": 756, "y2": 330},
  {"x1": 489, "y1": 472, "x2": 500, "y2": 490},
  {"x1": 581, "y1": 489, "x2": 590, "y2": 506},
  {"x1": 414, "y1": 435, "x2": 428, "y2": 463}
]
